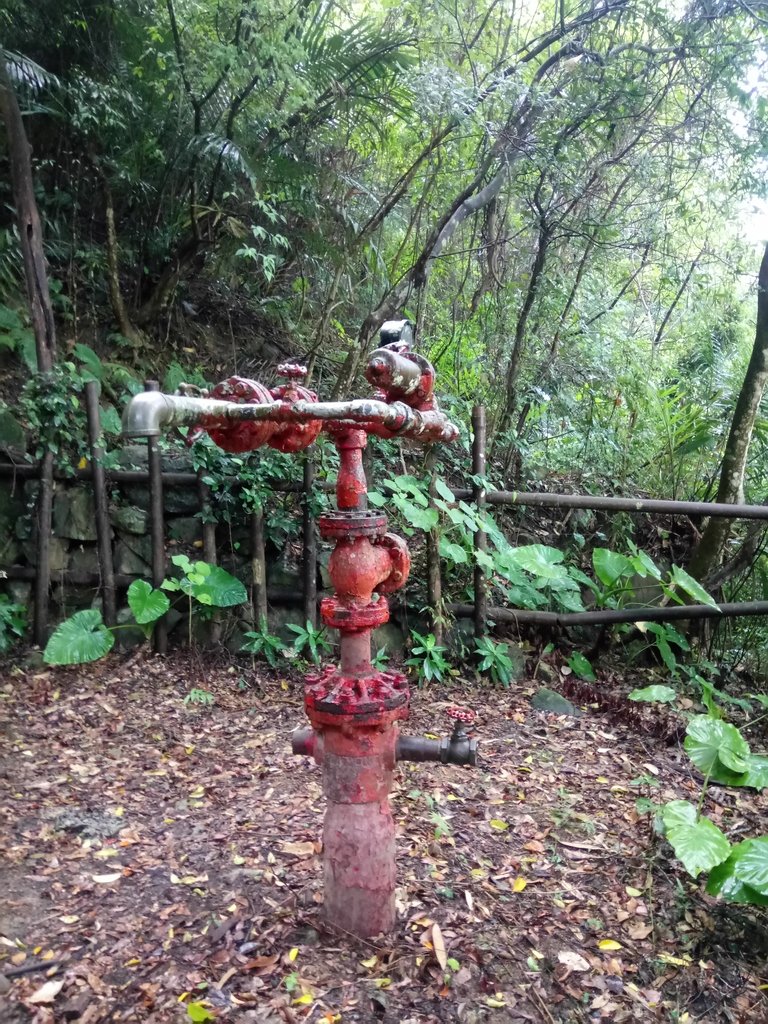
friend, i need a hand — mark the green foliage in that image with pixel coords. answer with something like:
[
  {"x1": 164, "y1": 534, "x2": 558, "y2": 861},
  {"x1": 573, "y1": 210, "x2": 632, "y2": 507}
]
[
  {"x1": 369, "y1": 475, "x2": 438, "y2": 533},
  {"x1": 127, "y1": 579, "x2": 170, "y2": 627},
  {"x1": 684, "y1": 715, "x2": 768, "y2": 789},
  {"x1": 163, "y1": 555, "x2": 247, "y2": 608},
  {"x1": 372, "y1": 645, "x2": 389, "y2": 669},
  {"x1": 191, "y1": 436, "x2": 302, "y2": 541},
  {"x1": 707, "y1": 838, "x2": 768, "y2": 905},
  {"x1": 43, "y1": 609, "x2": 115, "y2": 666},
  {"x1": 241, "y1": 621, "x2": 286, "y2": 668},
  {"x1": 406, "y1": 630, "x2": 450, "y2": 684},
  {"x1": 645, "y1": 709, "x2": 768, "y2": 906},
  {"x1": 43, "y1": 577, "x2": 171, "y2": 665},
  {"x1": 661, "y1": 801, "x2": 731, "y2": 879},
  {"x1": 629, "y1": 684, "x2": 678, "y2": 704},
  {"x1": 0, "y1": 594, "x2": 26, "y2": 652},
  {"x1": 286, "y1": 620, "x2": 331, "y2": 665},
  {"x1": 0, "y1": 304, "x2": 36, "y2": 369},
  {"x1": 42, "y1": 561, "x2": 222, "y2": 665},
  {"x1": 183, "y1": 688, "x2": 215, "y2": 707},
  {"x1": 567, "y1": 652, "x2": 596, "y2": 682},
  {"x1": 18, "y1": 364, "x2": 91, "y2": 471},
  {"x1": 631, "y1": 622, "x2": 690, "y2": 676},
  {"x1": 186, "y1": 1002, "x2": 216, "y2": 1023},
  {"x1": 474, "y1": 636, "x2": 515, "y2": 687}
]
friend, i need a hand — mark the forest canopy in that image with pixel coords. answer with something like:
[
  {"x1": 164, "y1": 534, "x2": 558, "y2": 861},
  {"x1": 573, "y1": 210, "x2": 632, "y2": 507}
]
[{"x1": 2, "y1": 0, "x2": 768, "y2": 499}]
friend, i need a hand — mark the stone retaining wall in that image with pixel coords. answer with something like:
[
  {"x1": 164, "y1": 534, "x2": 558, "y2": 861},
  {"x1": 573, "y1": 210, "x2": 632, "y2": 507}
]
[{"x1": 0, "y1": 445, "x2": 412, "y2": 655}]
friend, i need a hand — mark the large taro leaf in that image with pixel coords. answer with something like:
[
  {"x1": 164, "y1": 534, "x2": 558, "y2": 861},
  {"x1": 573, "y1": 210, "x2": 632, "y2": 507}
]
[
  {"x1": 684, "y1": 715, "x2": 751, "y2": 782},
  {"x1": 743, "y1": 754, "x2": 768, "y2": 790},
  {"x1": 668, "y1": 565, "x2": 719, "y2": 610},
  {"x1": 127, "y1": 579, "x2": 170, "y2": 624},
  {"x1": 629, "y1": 684, "x2": 678, "y2": 704},
  {"x1": 43, "y1": 609, "x2": 114, "y2": 666},
  {"x1": 189, "y1": 565, "x2": 247, "y2": 608},
  {"x1": 707, "y1": 837, "x2": 768, "y2": 903},
  {"x1": 509, "y1": 544, "x2": 567, "y2": 580},
  {"x1": 661, "y1": 800, "x2": 731, "y2": 878},
  {"x1": 592, "y1": 548, "x2": 633, "y2": 586}
]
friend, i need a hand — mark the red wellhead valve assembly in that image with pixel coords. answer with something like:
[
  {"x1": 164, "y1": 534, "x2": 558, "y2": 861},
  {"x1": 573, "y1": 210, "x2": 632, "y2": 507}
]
[{"x1": 122, "y1": 319, "x2": 477, "y2": 938}]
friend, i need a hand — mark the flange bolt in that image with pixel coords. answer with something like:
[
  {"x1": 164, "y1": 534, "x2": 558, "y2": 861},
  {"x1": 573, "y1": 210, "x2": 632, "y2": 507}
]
[{"x1": 277, "y1": 362, "x2": 309, "y2": 380}]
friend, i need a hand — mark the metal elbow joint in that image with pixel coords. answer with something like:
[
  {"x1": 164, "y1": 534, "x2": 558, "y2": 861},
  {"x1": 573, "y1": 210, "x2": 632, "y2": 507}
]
[
  {"x1": 122, "y1": 391, "x2": 179, "y2": 438},
  {"x1": 291, "y1": 727, "x2": 323, "y2": 762}
]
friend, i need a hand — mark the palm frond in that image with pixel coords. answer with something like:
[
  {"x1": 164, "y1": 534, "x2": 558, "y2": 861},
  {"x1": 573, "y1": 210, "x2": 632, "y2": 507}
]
[
  {"x1": 1, "y1": 49, "x2": 59, "y2": 108},
  {"x1": 301, "y1": 19, "x2": 414, "y2": 118}
]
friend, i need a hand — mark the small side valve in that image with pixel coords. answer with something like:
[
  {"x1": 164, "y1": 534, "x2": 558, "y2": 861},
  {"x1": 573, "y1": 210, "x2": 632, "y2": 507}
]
[
  {"x1": 445, "y1": 706, "x2": 478, "y2": 766},
  {"x1": 395, "y1": 706, "x2": 478, "y2": 766}
]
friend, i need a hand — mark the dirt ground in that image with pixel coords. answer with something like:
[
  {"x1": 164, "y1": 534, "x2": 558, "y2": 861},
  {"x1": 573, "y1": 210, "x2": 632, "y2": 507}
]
[{"x1": 1, "y1": 649, "x2": 766, "y2": 1024}]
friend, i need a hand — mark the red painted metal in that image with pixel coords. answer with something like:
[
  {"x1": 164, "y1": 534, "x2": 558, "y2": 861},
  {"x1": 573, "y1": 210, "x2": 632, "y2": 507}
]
[
  {"x1": 122, "y1": 322, "x2": 470, "y2": 938},
  {"x1": 205, "y1": 377, "x2": 275, "y2": 453},
  {"x1": 268, "y1": 364, "x2": 323, "y2": 452}
]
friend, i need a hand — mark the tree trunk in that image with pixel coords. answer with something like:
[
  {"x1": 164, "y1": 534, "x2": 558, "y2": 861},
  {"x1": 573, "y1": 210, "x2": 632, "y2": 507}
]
[
  {"x1": 493, "y1": 214, "x2": 551, "y2": 470},
  {"x1": 0, "y1": 56, "x2": 58, "y2": 647},
  {"x1": 102, "y1": 177, "x2": 145, "y2": 346},
  {"x1": 689, "y1": 243, "x2": 768, "y2": 580},
  {"x1": 0, "y1": 56, "x2": 56, "y2": 371}
]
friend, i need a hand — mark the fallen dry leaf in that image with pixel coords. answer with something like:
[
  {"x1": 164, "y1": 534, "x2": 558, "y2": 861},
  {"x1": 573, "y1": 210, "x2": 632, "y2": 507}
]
[
  {"x1": 432, "y1": 922, "x2": 447, "y2": 971},
  {"x1": 28, "y1": 979, "x2": 64, "y2": 1004},
  {"x1": 278, "y1": 841, "x2": 316, "y2": 858},
  {"x1": 558, "y1": 951, "x2": 590, "y2": 972}
]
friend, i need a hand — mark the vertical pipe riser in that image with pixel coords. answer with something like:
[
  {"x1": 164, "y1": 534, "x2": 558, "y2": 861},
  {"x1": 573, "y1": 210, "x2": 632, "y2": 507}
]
[
  {"x1": 321, "y1": 728, "x2": 398, "y2": 937},
  {"x1": 323, "y1": 802, "x2": 397, "y2": 937}
]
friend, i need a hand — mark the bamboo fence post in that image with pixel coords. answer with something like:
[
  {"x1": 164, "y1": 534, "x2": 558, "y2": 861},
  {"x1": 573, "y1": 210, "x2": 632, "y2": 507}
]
[
  {"x1": 198, "y1": 471, "x2": 222, "y2": 645},
  {"x1": 303, "y1": 450, "x2": 318, "y2": 628},
  {"x1": 472, "y1": 406, "x2": 488, "y2": 640},
  {"x1": 145, "y1": 380, "x2": 167, "y2": 653},
  {"x1": 84, "y1": 381, "x2": 116, "y2": 626},
  {"x1": 32, "y1": 450, "x2": 54, "y2": 647},
  {"x1": 250, "y1": 507, "x2": 268, "y2": 628},
  {"x1": 425, "y1": 448, "x2": 443, "y2": 645}
]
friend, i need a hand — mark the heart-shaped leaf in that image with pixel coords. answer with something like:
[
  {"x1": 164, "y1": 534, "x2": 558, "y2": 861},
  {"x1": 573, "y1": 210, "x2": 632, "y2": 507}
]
[
  {"x1": 510, "y1": 544, "x2": 567, "y2": 580},
  {"x1": 189, "y1": 565, "x2": 247, "y2": 607},
  {"x1": 661, "y1": 801, "x2": 731, "y2": 878},
  {"x1": 127, "y1": 579, "x2": 170, "y2": 624},
  {"x1": 707, "y1": 836, "x2": 768, "y2": 902},
  {"x1": 592, "y1": 548, "x2": 633, "y2": 586},
  {"x1": 44, "y1": 609, "x2": 114, "y2": 666},
  {"x1": 668, "y1": 565, "x2": 719, "y2": 610},
  {"x1": 684, "y1": 716, "x2": 751, "y2": 782},
  {"x1": 629, "y1": 684, "x2": 677, "y2": 703}
]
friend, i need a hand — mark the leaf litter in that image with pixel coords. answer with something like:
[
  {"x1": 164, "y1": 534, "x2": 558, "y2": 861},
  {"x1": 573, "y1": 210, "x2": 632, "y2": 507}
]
[{"x1": 0, "y1": 649, "x2": 765, "y2": 1022}]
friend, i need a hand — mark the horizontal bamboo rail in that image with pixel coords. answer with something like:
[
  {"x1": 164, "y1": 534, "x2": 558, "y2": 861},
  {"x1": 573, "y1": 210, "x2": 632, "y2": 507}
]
[
  {"x1": 4, "y1": 459, "x2": 768, "y2": 519},
  {"x1": 448, "y1": 600, "x2": 768, "y2": 627}
]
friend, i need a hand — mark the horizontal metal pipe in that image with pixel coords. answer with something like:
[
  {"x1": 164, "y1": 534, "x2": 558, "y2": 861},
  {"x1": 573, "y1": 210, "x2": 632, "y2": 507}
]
[
  {"x1": 396, "y1": 733, "x2": 477, "y2": 766},
  {"x1": 122, "y1": 391, "x2": 457, "y2": 442},
  {"x1": 3, "y1": 565, "x2": 307, "y2": 605},
  {"x1": 396, "y1": 735, "x2": 444, "y2": 763},
  {"x1": 0, "y1": 462, "x2": 331, "y2": 490},
  {"x1": 122, "y1": 391, "x2": 282, "y2": 437},
  {"x1": 447, "y1": 600, "x2": 768, "y2": 627},
  {"x1": 6, "y1": 469, "x2": 767, "y2": 521}
]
